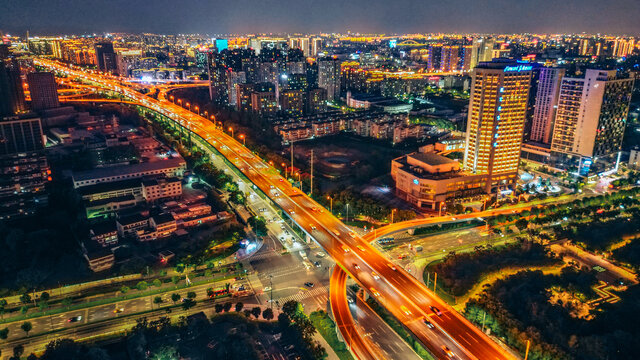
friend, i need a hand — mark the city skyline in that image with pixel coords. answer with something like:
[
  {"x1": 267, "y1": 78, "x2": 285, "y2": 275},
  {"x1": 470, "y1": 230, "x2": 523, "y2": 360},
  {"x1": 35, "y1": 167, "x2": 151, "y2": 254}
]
[{"x1": 1, "y1": 0, "x2": 640, "y2": 36}]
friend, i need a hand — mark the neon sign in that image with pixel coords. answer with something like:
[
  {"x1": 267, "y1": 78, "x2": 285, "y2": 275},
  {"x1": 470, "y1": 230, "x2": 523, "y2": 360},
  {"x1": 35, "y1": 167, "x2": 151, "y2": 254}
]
[{"x1": 504, "y1": 65, "x2": 532, "y2": 72}]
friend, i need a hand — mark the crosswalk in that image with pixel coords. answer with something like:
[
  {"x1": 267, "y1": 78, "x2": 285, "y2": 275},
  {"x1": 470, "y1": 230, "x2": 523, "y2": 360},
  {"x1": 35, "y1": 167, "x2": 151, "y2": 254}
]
[{"x1": 277, "y1": 284, "x2": 329, "y2": 304}]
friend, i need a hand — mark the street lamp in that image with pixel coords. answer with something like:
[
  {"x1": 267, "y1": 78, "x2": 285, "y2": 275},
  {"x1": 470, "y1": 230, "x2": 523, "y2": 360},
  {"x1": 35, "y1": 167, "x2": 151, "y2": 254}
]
[
  {"x1": 186, "y1": 102, "x2": 191, "y2": 112},
  {"x1": 327, "y1": 196, "x2": 333, "y2": 214},
  {"x1": 228, "y1": 127, "x2": 234, "y2": 138},
  {"x1": 281, "y1": 163, "x2": 287, "y2": 178},
  {"x1": 438, "y1": 201, "x2": 445, "y2": 217},
  {"x1": 390, "y1": 208, "x2": 397, "y2": 224},
  {"x1": 239, "y1": 134, "x2": 245, "y2": 145},
  {"x1": 346, "y1": 203, "x2": 350, "y2": 222},
  {"x1": 194, "y1": 105, "x2": 199, "y2": 115}
]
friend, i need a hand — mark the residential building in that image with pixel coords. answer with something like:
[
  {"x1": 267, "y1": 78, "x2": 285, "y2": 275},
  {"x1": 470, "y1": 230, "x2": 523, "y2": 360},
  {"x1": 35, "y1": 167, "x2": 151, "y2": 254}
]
[
  {"x1": 318, "y1": 58, "x2": 341, "y2": 101},
  {"x1": 0, "y1": 58, "x2": 26, "y2": 117},
  {"x1": 529, "y1": 67, "x2": 565, "y2": 144}
]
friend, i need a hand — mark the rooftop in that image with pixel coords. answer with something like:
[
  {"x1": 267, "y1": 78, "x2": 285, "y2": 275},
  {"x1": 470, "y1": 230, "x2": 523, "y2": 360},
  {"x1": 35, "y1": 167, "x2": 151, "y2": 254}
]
[{"x1": 73, "y1": 157, "x2": 185, "y2": 183}]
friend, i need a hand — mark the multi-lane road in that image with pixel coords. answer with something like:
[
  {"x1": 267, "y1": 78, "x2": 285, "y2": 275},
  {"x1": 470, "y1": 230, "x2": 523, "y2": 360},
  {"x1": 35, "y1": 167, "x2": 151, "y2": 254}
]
[{"x1": 37, "y1": 59, "x2": 516, "y2": 360}]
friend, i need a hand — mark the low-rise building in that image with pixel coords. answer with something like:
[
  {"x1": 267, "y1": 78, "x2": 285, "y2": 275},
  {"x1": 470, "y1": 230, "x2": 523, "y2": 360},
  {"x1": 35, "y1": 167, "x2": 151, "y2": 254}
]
[
  {"x1": 89, "y1": 221, "x2": 119, "y2": 247},
  {"x1": 72, "y1": 157, "x2": 186, "y2": 188},
  {"x1": 141, "y1": 177, "x2": 182, "y2": 202},
  {"x1": 391, "y1": 151, "x2": 487, "y2": 209}
]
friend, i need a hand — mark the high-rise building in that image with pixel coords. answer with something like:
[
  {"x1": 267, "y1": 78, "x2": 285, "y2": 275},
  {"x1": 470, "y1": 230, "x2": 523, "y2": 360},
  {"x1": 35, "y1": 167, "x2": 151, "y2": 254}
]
[
  {"x1": 251, "y1": 82, "x2": 277, "y2": 115},
  {"x1": 440, "y1": 46, "x2": 459, "y2": 72},
  {"x1": 305, "y1": 88, "x2": 327, "y2": 115},
  {"x1": 464, "y1": 60, "x2": 533, "y2": 192},
  {"x1": 236, "y1": 83, "x2": 254, "y2": 112},
  {"x1": 551, "y1": 69, "x2": 634, "y2": 158},
  {"x1": 94, "y1": 42, "x2": 115, "y2": 72},
  {"x1": 318, "y1": 58, "x2": 341, "y2": 101},
  {"x1": 0, "y1": 115, "x2": 49, "y2": 218},
  {"x1": 279, "y1": 89, "x2": 304, "y2": 116},
  {"x1": 27, "y1": 72, "x2": 60, "y2": 111},
  {"x1": 0, "y1": 44, "x2": 9, "y2": 60},
  {"x1": 227, "y1": 71, "x2": 246, "y2": 106},
  {"x1": 0, "y1": 58, "x2": 26, "y2": 117},
  {"x1": 311, "y1": 38, "x2": 322, "y2": 57},
  {"x1": 529, "y1": 67, "x2": 565, "y2": 144},
  {"x1": 207, "y1": 52, "x2": 229, "y2": 104},
  {"x1": 470, "y1": 38, "x2": 495, "y2": 69}
]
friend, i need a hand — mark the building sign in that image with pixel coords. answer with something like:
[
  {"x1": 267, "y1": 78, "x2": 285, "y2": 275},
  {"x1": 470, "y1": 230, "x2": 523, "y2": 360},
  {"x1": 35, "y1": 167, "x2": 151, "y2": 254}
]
[{"x1": 504, "y1": 65, "x2": 533, "y2": 72}]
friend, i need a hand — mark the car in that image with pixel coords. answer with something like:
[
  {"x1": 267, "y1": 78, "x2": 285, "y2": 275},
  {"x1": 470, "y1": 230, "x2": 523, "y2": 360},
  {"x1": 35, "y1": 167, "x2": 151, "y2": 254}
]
[
  {"x1": 68, "y1": 315, "x2": 82, "y2": 322},
  {"x1": 311, "y1": 225, "x2": 317, "y2": 230},
  {"x1": 304, "y1": 282, "x2": 314, "y2": 288},
  {"x1": 371, "y1": 271, "x2": 380, "y2": 280},
  {"x1": 349, "y1": 232, "x2": 356, "y2": 238},
  {"x1": 347, "y1": 297, "x2": 354, "y2": 304},
  {"x1": 316, "y1": 252, "x2": 326, "y2": 258},
  {"x1": 314, "y1": 261, "x2": 321, "y2": 268},
  {"x1": 353, "y1": 263, "x2": 360, "y2": 270},
  {"x1": 311, "y1": 207, "x2": 317, "y2": 211},
  {"x1": 113, "y1": 308, "x2": 124, "y2": 314},
  {"x1": 370, "y1": 288, "x2": 381, "y2": 297},
  {"x1": 333, "y1": 230, "x2": 340, "y2": 236},
  {"x1": 263, "y1": 287, "x2": 272, "y2": 292},
  {"x1": 423, "y1": 319, "x2": 434, "y2": 328},
  {"x1": 342, "y1": 245, "x2": 350, "y2": 252},
  {"x1": 356, "y1": 245, "x2": 366, "y2": 252},
  {"x1": 270, "y1": 185, "x2": 275, "y2": 189},
  {"x1": 279, "y1": 178, "x2": 284, "y2": 182},
  {"x1": 400, "y1": 306, "x2": 412, "y2": 316},
  {"x1": 430, "y1": 306, "x2": 443, "y2": 316},
  {"x1": 284, "y1": 345, "x2": 295, "y2": 351},
  {"x1": 441, "y1": 345, "x2": 455, "y2": 358},
  {"x1": 289, "y1": 209, "x2": 295, "y2": 214},
  {"x1": 387, "y1": 263, "x2": 397, "y2": 271}
]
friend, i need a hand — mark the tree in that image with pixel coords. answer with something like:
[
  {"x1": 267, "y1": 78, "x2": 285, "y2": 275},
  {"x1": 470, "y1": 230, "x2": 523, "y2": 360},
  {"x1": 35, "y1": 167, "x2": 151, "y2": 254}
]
[
  {"x1": 251, "y1": 307, "x2": 262, "y2": 319},
  {"x1": 235, "y1": 302, "x2": 244, "y2": 312},
  {"x1": 243, "y1": 309, "x2": 252, "y2": 317},
  {"x1": 136, "y1": 281, "x2": 149, "y2": 291},
  {"x1": 171, "y1": 276, "x2": 181, "y2": 287},
  {"x1": 0, "y1": 327, "x2": 8, "y2": 340},
  {"x1": 21, "y1": 321, "x2": 32, "y2": 336},
  {"x1": 61, "y1": 297, "x2": 72, "y2": 309},
  {"x1": 223, "y1": 301, "x2": 232, "y2": 312},
  {"x1": 20, "y1": 293, "x2": 31, "y2": 305},
  {"x1": 214, "y1": 303, "x2": 224, "y2": 313},
  {"x1": 282, "y1": 300, "x2": 303, "y2": 318},
  {"x1": 40, "y1": 292, "x2": 50, "y2": 302},
  {"x1": 262, "y1": 308, "x2": 274, "y2": 321},
  {"x1": 151, "y1": 345, "x2": 179, "y2": 360},
  {"x1": 515, "y1": 218, "x2": 529, "y2": 231},
  {"x1": 206, "y1": 288, "x2": 214, "y2": 298},
  {"x1": 153, "y1": 279, "x2": 162, "y2": 288},
  {"x1": 186, "y1": 291, "x2": 196, "y2": 300},
  {"x1": 12, "y1": 345, "x2": 24, "y2": 359},
  {"x1": 153, "y1": 296, "x2": 163, "y2": 307},
  {"x1": 120, "y1": 285, "x2": 130, "y2": 294},
  {"x1": 181, "y1": 298, "x2": 196, "y2": 312},
  {"x1": 171, "y1": 293, "x2": 181, "y2": 304}
]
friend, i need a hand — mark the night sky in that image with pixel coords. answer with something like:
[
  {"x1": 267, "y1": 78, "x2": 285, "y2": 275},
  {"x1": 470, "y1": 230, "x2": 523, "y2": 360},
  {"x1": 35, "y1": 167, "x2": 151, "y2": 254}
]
[{"x1": 1, "y1": 0, "x2": 639, "y2": 36}]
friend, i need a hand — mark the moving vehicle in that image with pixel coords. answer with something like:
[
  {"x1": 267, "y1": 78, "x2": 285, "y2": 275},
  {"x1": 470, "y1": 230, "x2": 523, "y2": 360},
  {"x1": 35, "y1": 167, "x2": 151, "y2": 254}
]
[
  {"x1": 400, "y1": 305, "x2": 412, "y2": 316},
  {"x1": 370, "y1": 288, "x2": 381, "y2": 297},
  {"x1": 441, "y1": 345, "x2": 455, "y2": 358},
  {"x1": 423, "y1": 318, "x2": 435, "y2": 328},
  {"x1": 430, "y1": 306, "x2": 443, "y2": 316},
  {"x1": 356, "y1": 245, "x2": 366, "y2": 252},
  {"x1": 387, "y1": 263, "x2": 397, "y2": 271},
  {"x1": 68, "y1": 316, "x2": 82, "y2": 322},
  {"x1": 342, "y1": 245, "x2": 350, "y2": 252},
  {"x1": 371, "y1": 271, "x2": 380, "y2": 280},
  {"x1": 353, "y1": 263, "x2": 360, "y2": 270},
  {"x1": 304, "y1": 282, "x2": 314, "y2": 288}
]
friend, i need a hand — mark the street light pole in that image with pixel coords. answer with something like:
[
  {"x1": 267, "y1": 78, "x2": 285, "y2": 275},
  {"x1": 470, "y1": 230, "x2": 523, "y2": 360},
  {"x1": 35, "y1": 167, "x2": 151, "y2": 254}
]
[
  {"x1": 269, "y1": 275, "x2": 273, "y2": 310},
  {"x1": 346, "y1": 203, "x2": 350, "y2": 222},
  {"x1": 327, "y1": 196, "x2": 333, "y2": 214}
]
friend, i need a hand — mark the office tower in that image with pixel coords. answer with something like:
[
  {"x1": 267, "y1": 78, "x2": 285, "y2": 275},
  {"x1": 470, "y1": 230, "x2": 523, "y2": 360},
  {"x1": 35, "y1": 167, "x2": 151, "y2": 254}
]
[
  {"x1": 94, "y1": 42, "x2": 115, "y2": 72},
  {"x1": 529, "y1": 67, "x2": 565, "y2": 144},
  {"x1": 236, "y1": 83, "x2": 254, "y2": 112},
  {"x1": 470, "y1": 38, "x2": 495, "y2": 69},
  {"x1": 440, "y1": 46, "x2": 459, "y2": 72},
  {"x1": 227, "y1": 71, "x2": 246, "y2": 106},
  {"x1": 207, "y1": 52, "x2": 229, "y2": 104},
  {"x1": 258, "y1": 61, "x2": 280, "y2": 88},
  {"x1": 251, "y1": 82, "x2": 277, "y2": 115},
  {"x1": 279, "y1": 89, "x2": 304, "y2": 116},
  {"x1": 318, "y1": 58, "x2": 341, "y2": 101},
  {"x1": 306, "y1": 61, "x2": 318, "y2": 89},
  {"x1": 311, "y1": 38, "x2": 322, "y2": 56},
  {"x1": 0, "y1": 59, "x2": 26, "y2": 117},
  {"x1": 464, "y1": 60, "x2": 533, "y2": 192},
  {"x1": 0, "y1": 115, "x2": 49, "y2": 219},
  {"x1": 551, "y1": 69, "x2": 634, "y2": 158},
  {"x1": 215, "y1": 39, "x2": 228, "y2": 52},
  {"x1": 27, "y1": 72, "x2": 60, "y2": 111},
  {"x1": 305, "y1": 88, "x2": 327, "y2": 115},
  {"x1": 579, "y1": 39, "x2": 591, "y2": 56},
  {"x1": 288, "y1": 38, "x2": 300, "y2": 51}
]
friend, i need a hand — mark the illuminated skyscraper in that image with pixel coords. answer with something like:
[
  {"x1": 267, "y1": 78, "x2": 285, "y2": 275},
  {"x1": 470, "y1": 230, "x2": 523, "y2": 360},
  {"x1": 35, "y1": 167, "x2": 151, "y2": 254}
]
[
  {"x1": 318, "y1": 58, "x2": 341, "y2": 101},
  {"x1": 27, "y1": 72, "x2": 60, "y2": 111},
  {"x1": 464, "y1": 60, "x2": 533, "y2": 192},
  {"x1": 470, "y1": 38, "x2": 495, "y2": 69},
  {"x1": 227, "y1": 71, "x2": 246, "y2": 106},
  {"x1": 94, "y1": 42, "x2": 115, "y2": 72},
  {"x1": 551, "y1": 69, "x2": 634, "y2": 158}
]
